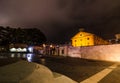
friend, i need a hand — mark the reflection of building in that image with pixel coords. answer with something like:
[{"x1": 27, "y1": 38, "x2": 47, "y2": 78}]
[{"x1": 71, "y1": 31, "x2": 109, "y2": 47}]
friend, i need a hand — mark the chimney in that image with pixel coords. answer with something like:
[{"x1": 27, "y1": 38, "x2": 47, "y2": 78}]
[{"x1": 79, "y1": 28, "x2": 84, "y2": 32}]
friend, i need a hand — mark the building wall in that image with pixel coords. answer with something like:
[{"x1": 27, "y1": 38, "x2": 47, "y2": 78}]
[
  {"x1": 67, "y1": 44, "x2": 120, "y2": 62},
  {"x1": 71, "y1": 32, "x2": 94, "y2": 47},
  {"x1": 59, "y1": 46, "x2": 68, "y2": 56},
  {"x1": 43, "y1": 44, "x2": 120, "y2": 62},
  {"x1": 67, "y1": 46, "x2": 81, "y2": 58},
  {"x1": 94, "y1": 35, "x2": 109, "y2": 45},
  {"x1": 71, "y1": 31, "x2": 109, "y2": 47}
]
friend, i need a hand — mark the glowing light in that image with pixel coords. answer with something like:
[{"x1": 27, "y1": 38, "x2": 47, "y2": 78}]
[
  {"x1": 17, "y1": 48, "x2": 22, "y2": 52},
  {"x1": 22, "y1": 48, "x2": 27, "y2": 52},
  {"x1": 43, "y1": 44, "x2": 46, "y2": 47},
  {"x1": 27, "y1": 53, "x2": 34, "y2": 62},
  {"x1": 10, "y1": 48, "x2": 16, "y2": 52},
  {"x1": 50, "y1": 45, "x2": 53, "y2": 48},
  {"x1": 10, "y1": 48, "x2": 27, "y2": 52},
  {"x1": 28, "y1": 47, "x2": 33, "y2": 52}
]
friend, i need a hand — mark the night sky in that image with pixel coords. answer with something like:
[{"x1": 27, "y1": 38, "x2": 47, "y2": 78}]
[{"x1": 0, "y1": 0, "x2": 120, "y2": 44}]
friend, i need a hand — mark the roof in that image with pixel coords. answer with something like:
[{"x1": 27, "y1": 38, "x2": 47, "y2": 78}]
[{"x1": 71, "y1": 31, "x2": 94, "y2": 40}]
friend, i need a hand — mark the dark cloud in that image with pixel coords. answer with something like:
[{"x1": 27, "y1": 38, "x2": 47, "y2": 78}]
[{"x1": 0, "y1": 0, "x2": 120, "y2": 43}]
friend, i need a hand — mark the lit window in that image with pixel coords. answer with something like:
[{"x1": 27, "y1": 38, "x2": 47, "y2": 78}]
[{"x1": 80, "y1": 34, "x2": 82, "y2": 36}]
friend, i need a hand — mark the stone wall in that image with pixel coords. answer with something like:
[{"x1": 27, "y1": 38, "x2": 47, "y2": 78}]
[
  {"x1": 67, "y1": 46, "x2": 81, "y2": 58},
  {"x1": 67, "y1": 44, "x2": 120, "y2": 62}
]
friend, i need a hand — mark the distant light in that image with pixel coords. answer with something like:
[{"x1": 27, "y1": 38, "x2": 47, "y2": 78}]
[
  {"x1": 22, "y1": 48, "x2": 27, "y2": 52},
  {"x1": 27, "y1": 53, "x2": 34, "y2": 62},
  {"x1": 50, "y1": 45, "x2": 53, "y2": 48},
  {"x1": 56, "y1": 45, "x2": 59, "y2": 47},
  {"x1": 28, "y1": 47, "x2": 33, "y2": 53},
  {"x1": 41, "y1": 58, "x2": 46, "y2": 64},
  {"x1": 17, "y1": 48, "x2": 22, "y2": 52},
  {"x1": 43, "y1": 44, "x2": 46, "y2": 47},
  {"x1": 22, "y1": 54, "x2": 26, "y2": 58},
  {"x1": 11, "y1": 54, "x2": 15, "y2": 58},
  {"x1": 10, "y1": 48, "x2": 16, "y2": 52},
  {"x1": 10, "y1": 48, "x2": 27, "y2": 52}
]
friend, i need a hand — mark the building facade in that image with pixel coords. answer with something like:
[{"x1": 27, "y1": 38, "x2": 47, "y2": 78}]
[{"x1": 71, "y1": 31, "x2": 109, "y2": 47}]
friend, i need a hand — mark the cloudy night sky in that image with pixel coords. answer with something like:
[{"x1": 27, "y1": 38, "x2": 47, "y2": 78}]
[{"x1": 0, "y1": 0, "x2": 120, "y2": 43}]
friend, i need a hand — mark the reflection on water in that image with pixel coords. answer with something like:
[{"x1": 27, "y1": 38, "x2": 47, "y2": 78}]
[
  {"x1": 17, "y1": 53, "x2": 21, "y2": 58},
  {"x1": 23, "y1": 54, "x2": 26, "y2": 58},
  {"x1": 26, "y1": 53, "x2": 34, "y2": 62},
  {"x1": 10, "y1": 53, "x2": 28, "y2": 58},
  {"x1": 40, "y1": 58, "x2": 46, "y2": 65},
  {"x1": 0, "y1": 53, "x2": 38, "y2": 62},
  {"x1": 11, "y1": 54, "x2": 15, "y2": 58}
]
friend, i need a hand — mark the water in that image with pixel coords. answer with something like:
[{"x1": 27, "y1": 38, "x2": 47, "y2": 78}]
[{"x1": 0, "y1": 53, "x2": 40, "y2": 62}]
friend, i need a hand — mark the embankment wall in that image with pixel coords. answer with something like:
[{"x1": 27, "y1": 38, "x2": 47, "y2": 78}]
[{"x1": 67, "y1": 44, "x2": 120, "y2": 62}]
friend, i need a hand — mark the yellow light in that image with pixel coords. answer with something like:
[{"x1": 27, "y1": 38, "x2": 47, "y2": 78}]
[
  {"x1": 50, "y1": 45, "x2": 53, "y2": 48},
  {"x1": 43, "y1": 44, "x2": 46, "y2": 47}
]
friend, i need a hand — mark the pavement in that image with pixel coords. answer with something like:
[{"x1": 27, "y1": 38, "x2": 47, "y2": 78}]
[
  {"x1": 1, "y1": 58, "x2": 120, "y2": 83},
  {"x1": 80, "y1": 63, "x2": 119, "y2": 83},
  {"x1": 0, "y1": 60, "x2": 77, "y2": 83}
]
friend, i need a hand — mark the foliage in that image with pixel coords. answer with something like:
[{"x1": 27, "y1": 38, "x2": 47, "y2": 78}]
[{"x1": 0, "y1": 26, "x2": 46, "y2": 45}]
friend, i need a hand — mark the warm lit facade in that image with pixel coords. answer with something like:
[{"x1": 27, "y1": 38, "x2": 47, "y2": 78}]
[{"x1": 71, "y1": 31, "x2": 109, "y2": 47}]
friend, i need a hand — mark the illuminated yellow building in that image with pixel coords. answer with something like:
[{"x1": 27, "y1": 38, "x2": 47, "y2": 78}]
[{"x1": 71, "y1": 31, "x2": 109, "y2": 47}]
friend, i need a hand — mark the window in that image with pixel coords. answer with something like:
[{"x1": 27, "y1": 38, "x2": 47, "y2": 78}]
[
  {"x1": 87, "y1": 38, "x2": 90, "y2": 40},
  {"x1": 80, "y1": 34, "x2": 82, "y2": 36}
]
